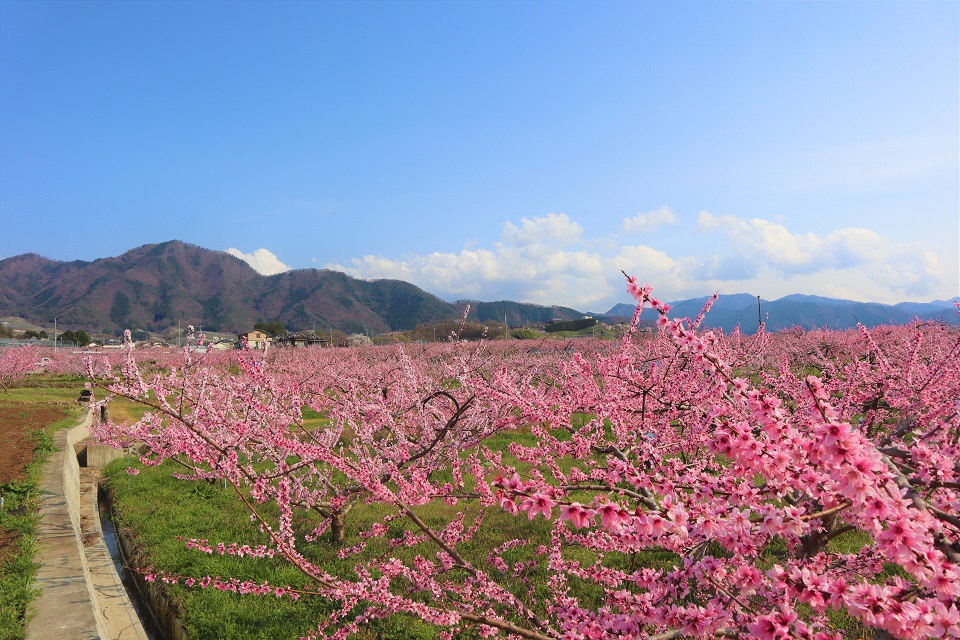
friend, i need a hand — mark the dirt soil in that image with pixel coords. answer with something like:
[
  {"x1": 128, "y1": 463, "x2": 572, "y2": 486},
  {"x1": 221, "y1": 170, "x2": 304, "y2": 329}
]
[{"x1": 0, "y1": 401, "x2": 70, "y2": 564}]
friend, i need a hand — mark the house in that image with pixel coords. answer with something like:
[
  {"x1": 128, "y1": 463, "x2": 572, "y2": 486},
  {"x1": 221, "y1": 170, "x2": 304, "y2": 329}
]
[
  {"x1": 273, "y1": 332, "x2": 326, "y2": 348},
  {"x1": 237, "y1": 330, "x2": 271, "y2": 349}
]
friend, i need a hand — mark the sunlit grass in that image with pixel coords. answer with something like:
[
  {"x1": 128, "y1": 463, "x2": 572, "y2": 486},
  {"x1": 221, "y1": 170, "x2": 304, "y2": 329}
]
[
  {"x1": 102, "y1": 420, "x2": 610, "y2": 640},
  {"x1": 102, "y1": 395, "x2": 153, "y2": 425},
  {"x1": 2, "y1": 378, "x2": 84, "y2": 404}
]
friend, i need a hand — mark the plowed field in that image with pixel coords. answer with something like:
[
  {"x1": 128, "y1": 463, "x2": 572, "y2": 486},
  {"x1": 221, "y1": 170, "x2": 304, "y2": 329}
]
[{"x1": 0, "y1": 402, "x2": 70, "y2": 564}]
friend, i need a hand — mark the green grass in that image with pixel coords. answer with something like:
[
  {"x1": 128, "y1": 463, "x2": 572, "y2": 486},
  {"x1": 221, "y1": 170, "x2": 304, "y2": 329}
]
[
  {"x1": 101, "y1": 409, "x2": 904, "y2": 640},
  {"x1": 102, "y1": 395, "x2": 154, "y2": 424},
  {"x1": 100, "y1": 414, "x2": 688, "y2": 639},
  {"x1": 104, "y1": 458, "x2": 336, "y2": 640},
  {"x1": 100, "y1": 415, "x2": 611, "y2": 639},
  {"x1": 1, "y1": 376, "x2": 86, "y2": 405},
  {"x1": 106, "y1": 453, "x2": 905, "y2": 639},
  {"x1": 105, "y1": 455, "x2": 511, "y2": 639}
]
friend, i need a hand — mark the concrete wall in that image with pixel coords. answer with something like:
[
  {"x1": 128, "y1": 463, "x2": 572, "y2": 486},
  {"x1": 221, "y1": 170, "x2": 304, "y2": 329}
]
[
  {"x1": 85, "y1": 443, "x2": 127, "y2": 469},
  {"x1": 28, "y1": 409, "x2": 105, "y2": 639},
  {"x1": 28, "y1": 409, "x2": 147, "y2": 640}
]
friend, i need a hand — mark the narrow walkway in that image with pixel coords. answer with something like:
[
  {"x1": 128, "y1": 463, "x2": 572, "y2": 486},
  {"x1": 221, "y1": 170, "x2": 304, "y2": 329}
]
[{"x1": 27, "y1": 410, "x2": 148, "y2": 640}]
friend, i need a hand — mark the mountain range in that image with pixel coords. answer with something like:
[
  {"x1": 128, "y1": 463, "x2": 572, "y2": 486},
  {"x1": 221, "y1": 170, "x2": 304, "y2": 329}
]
[
  {"x1": 0, "y1": 241, "x2": 582, "y2": 335},
  {"x1": 601, "y1": 292, "x2": 960, "y2": 334},
  {"x1": 1, "y1": 240, "x2": 956, "y2": 336}
]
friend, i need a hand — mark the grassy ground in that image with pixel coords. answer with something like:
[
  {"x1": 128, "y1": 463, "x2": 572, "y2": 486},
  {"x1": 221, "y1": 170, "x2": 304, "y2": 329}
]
[
  {"x1": 103, "y1": 421, "x2": 891, "y2": 640},
  {"x1": 101, "y1": 425, "x2": 583, "y2": 640}
]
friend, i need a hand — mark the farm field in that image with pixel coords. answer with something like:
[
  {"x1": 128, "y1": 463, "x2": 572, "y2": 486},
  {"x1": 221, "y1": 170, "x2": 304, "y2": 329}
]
[{"x1": 0, "y1": 376, "x2": 83, "y2": 639}]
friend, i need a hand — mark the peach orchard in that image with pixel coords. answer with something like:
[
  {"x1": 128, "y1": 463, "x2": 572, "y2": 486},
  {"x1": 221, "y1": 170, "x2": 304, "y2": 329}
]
[{"x1": 82, "y1": 278, "x2": 960, "y2": 640}]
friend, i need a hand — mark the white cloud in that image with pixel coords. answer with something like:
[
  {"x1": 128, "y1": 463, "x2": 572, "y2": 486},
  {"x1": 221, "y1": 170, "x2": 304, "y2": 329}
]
[
  {"x1": 329, "y1": 214, "x2": 615, "y2": 307},
  {"x1": 692, "y1": 211, "x2": 947, "y2": 301},
  {"x1": 501, "y1": 213, "x2": 583, "y2": 247},
  {"x1": 694, "y1": 211, "x2": 904, "y2": 275},
  {"x1": 327, "y1": 210, "x2": 954, "y2": 310},
  {"x1": 824, "y1": 228, "x2": 885, "y2": 266},
  {"x1": 226, "y1": 247, "x2": 292, "y2": 275},
  {"x1": 696, "y1": 211, "x2": 823, "y2": 271},
  {"x1": 622, "y1": 206, "x2": 677, "y2": 233}
]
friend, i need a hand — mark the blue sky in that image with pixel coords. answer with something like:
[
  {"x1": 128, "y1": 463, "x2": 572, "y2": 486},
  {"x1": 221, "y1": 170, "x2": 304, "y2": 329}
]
[{"x1": 1, "y1": 1, "x2": 957, "y2": 311}]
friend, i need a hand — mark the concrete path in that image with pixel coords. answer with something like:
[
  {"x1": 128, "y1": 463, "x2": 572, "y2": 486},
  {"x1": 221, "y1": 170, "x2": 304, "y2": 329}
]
[{"x1": 27, "y1": 409, "x2": 148, "y2": 640}]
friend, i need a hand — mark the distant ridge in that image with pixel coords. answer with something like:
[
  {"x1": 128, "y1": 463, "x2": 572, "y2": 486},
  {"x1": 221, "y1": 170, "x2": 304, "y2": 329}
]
[
  {"x1": 453, "y1": 299, "x2": 581, "y2": 327},
  {"x1": 0, "y1": 241, "x2": 582, "y2": 334},
  {"x1": 601, "y1": 294, "x2": 960, "y2": 333}
]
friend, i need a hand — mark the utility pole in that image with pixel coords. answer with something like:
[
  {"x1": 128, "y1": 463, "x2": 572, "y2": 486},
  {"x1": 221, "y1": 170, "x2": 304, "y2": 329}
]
[{"x1": 53, "y1": 317, "x2": 57, "y2": 355}]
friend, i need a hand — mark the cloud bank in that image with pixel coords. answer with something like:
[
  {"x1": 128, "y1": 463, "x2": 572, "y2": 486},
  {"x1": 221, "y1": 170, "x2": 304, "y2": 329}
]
[
  {"x1": 226, "y1": 247, "x2": 292, "y2": 275},
  {"x1": 327, "y1": 208, "x2": 951, "y2": 310},
  {"x1": 622, "y1": 206, "x2": 677, "y2": 233}
]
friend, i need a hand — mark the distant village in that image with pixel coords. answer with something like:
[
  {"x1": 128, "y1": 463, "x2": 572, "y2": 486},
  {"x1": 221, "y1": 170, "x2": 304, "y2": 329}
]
[
  {"x1": 0, "y1": 315, "x2": 624, "y2": 352},
  {"x1": 0, "y1": 319, "x2": 373, "y2": 351}
]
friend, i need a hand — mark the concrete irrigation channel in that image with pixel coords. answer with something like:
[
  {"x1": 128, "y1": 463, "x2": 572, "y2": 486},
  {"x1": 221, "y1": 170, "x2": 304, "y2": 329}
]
[{"x1": 27, "y1": 409, "x2": 159, "y2": 640}]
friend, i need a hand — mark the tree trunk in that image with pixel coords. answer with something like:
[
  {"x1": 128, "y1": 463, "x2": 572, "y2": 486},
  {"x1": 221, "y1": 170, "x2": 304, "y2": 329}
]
[
  {"x1": 330, "y1": 510, "x2": 345, "y2": 545},
  {"x1": 800, "y1": 511, "x2": 837, "y2": 558}
]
